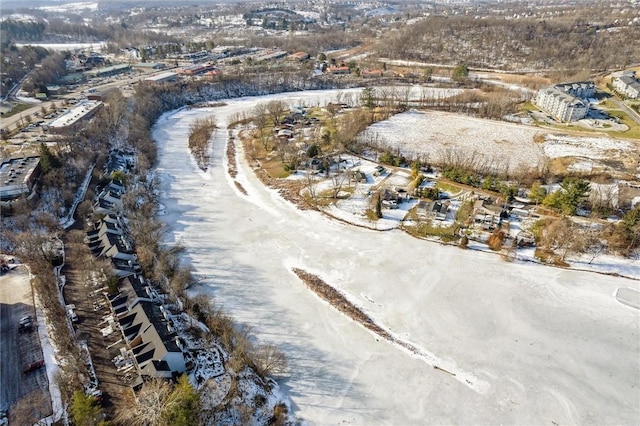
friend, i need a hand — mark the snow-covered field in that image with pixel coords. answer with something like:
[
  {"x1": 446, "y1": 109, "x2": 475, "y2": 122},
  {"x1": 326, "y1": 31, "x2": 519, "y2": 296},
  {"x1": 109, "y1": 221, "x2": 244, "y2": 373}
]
[
  {"x1": 360, "y1": 110, "x2": 640, "y2": 173},
  {"x1": 361, "y1": 110, "x2": 547, "y2": 171},
  {"x1": 542, "y1": 134, "x2": 637, "y2": 161},
  {"x1": 153, "y1": 90, "x2": 640, "y2": 425}
]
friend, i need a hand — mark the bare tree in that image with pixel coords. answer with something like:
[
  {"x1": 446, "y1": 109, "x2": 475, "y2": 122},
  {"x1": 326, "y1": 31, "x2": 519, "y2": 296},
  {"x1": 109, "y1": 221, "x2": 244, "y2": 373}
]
[
  {"x1": 252, "y1": 344, "x2": 288, "y2": 377},
  {"x1": 252, "y1": 102, "x2": 271, "y2": 149},
  {"x1": 305, "y1": 171, "x2": 319, "y2": 206},
  {"x1": 115, "y1": 378, "x2": 172, "y2": 426},
  {"x1": 266, "y1": 100, "x2": 287, "y2": 127},
  {"x1": 330, "y1": 170, "x2": 349, "y2": 199},
  {"x1": 9, "y1": 390, "x2": 50, "y2": 426},
  {"x1": 541, "y1": 217, "x2": 579, "y2": 260}
]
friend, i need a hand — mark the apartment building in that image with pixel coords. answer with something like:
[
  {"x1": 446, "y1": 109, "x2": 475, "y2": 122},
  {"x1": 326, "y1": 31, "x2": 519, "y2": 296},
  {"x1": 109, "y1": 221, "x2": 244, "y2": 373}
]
[{"x1": 535, "y1": 82, "x2": 594, "y2": 122}]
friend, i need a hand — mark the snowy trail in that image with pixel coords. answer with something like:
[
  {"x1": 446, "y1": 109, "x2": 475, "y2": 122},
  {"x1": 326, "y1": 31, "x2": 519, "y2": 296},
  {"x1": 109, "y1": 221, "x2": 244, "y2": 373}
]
[{"x1": 154, "y1": 90, "x2": 640, "y2": 425}]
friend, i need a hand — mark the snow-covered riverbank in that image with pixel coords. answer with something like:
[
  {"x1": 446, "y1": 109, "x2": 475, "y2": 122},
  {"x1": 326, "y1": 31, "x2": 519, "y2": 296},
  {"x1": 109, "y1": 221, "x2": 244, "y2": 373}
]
[{"x1": 153, "y1": 89, "x2": 640, "y2": 425}]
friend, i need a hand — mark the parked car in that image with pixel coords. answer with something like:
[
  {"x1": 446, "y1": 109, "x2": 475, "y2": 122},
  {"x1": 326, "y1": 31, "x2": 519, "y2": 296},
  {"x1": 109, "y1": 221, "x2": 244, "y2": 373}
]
[
  {"x1": 23, "y1": 359, "x2": 44, "y2": 373},
  {"x1": 18, "y1": 315, "x2": 34, "y2": 333}
]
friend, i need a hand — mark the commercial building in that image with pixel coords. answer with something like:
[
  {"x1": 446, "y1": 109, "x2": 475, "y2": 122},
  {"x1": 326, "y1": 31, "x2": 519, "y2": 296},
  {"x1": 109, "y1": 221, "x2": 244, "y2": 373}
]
[
  {"x1": 46, "y1": 100, "x2": 102, "y2": 133},
  {"x1": 177, "y1": 63, "x2": 216, "y2": 76},
  {"x1": 0, "y1": 156, "x2": 41, "y2": 201},
  {"x1": 132, "y1": 62, "x2": 167, "y2": 71},
  {"x1": 85, "y1": 64, "x2": 132, "y2": 78},
  {"x1": 144, "y1": 71, "x2": 178, "y2": 84}
]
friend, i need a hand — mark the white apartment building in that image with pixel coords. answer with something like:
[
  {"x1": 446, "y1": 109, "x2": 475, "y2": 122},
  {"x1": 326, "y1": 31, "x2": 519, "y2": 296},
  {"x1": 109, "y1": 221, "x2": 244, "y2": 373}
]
[{"x1": 535, "y1": 82, "x2": 594, "y2": 122}]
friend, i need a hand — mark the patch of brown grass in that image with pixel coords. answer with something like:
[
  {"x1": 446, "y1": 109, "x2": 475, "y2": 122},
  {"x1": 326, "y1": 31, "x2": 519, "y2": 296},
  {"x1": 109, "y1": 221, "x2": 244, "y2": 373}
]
[{"x1": 534, "y1": 248, "x2": 570, "y2": 267}]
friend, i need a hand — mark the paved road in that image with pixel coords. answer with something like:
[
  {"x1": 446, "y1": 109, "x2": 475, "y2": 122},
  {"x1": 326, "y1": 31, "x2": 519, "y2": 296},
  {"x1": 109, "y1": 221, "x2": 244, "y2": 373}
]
[
  {"x1": 0, "y1": 68, "x2": 172, "y2": 134},
  {"x1": 611, "y1": 98, "x2": 640, "y2": 125},
  {"x1": 0, "y1": 266, "x2": 48, "y2": 414}
]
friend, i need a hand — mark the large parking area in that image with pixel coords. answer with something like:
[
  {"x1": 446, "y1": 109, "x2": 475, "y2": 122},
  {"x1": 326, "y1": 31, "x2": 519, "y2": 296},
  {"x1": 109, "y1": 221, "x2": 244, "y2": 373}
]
[{"x1": 0, "y1": 265, "x2": 51, "y2": 423}]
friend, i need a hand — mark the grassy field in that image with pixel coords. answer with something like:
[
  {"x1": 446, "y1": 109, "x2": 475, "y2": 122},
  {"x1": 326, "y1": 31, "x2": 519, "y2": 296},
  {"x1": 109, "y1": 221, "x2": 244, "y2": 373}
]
[
  {"x1": 435, "y1": 182, "x2": 463, "y2": 195},
  {"x1": 607, "y1": 110, "x2": 640, "y2": 139}
]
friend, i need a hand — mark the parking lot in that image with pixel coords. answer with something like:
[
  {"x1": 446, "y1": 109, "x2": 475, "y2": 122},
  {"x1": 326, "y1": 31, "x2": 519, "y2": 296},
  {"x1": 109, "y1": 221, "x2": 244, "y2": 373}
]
[{"x1": 0, "y1": 265, "x2": 51, "y2": 421}]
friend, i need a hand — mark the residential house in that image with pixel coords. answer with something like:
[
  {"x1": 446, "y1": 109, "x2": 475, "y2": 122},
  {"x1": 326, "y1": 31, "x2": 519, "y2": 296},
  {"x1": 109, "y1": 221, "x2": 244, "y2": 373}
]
[
  {"x1": 473, "y1": 199, "x2": 505, "y2": 230},
  {"x1": 417, "y1": 200, "x2": 449, "y2": 221},
  {"x1": 277, "y1": 129, "x2": 294, "y2": 139},
  {"x1": 350, "y1": 170, "x2": 367, "y2": 183},
  {"x1": 87, "y1": 230, "x2": 136, "y2": 261},
  {"x1": 109, "y1": 275, "x2": 160, "y2": 315},
  {"x1": 93, "y1": 181, "x2": 125, "y2": 215},
  {"x1": 381, "y1": 189, "x2": 400, "y2": 209}
]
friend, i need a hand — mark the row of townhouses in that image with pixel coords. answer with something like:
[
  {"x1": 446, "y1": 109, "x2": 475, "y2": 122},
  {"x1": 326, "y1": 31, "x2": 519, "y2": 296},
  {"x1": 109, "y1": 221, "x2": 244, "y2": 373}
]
[
  {"x1": 535, "y1": 81, "x2": 595, "y2": 122},
  {"x1": 86, "y1": 179, "x2": 187, "y2": 387}
]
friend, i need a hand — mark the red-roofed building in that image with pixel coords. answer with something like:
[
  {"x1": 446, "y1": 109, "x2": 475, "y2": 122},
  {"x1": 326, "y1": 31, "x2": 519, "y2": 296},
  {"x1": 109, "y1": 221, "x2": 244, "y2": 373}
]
[{"x1": 288, "y1": 51, "x2": 310, "y2": 61}]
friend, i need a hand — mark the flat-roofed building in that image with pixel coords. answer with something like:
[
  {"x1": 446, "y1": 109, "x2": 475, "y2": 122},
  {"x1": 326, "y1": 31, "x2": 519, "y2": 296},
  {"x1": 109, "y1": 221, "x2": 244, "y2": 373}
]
[
  {"x1": 85, "y1": 63, "x2": 131, "y2": 78},
  {"x1": 0, "y1": 156, "x2": 41, "y2": 201},
  {"x1": 326, "y1": 66, "x2": 351, "y2": 75},
  {"x1": 144, "y1": 71, "x2": 178, "y2": 84},
  {"x1": 46, "y1": 100, "x2": 102, "y2": 133},
  {"x1": 177, "y1": 63, "x2": 215, "y2": 76},
  {"x1": 132, "y1": 62, "x2": 167, "y2": 71},
  {"x1": 287, "y1": 51, "x2": 310, "y2": 61}
]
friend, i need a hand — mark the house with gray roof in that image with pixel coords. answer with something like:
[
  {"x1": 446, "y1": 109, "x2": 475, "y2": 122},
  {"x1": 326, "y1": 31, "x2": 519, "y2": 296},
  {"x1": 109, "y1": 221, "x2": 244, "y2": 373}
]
[
  {"x1": 612, "y1": 75, "x2": 640, "y2": 99},
  {"x1": 118, "y1": 301, "x2": 186, "y2": 379}
]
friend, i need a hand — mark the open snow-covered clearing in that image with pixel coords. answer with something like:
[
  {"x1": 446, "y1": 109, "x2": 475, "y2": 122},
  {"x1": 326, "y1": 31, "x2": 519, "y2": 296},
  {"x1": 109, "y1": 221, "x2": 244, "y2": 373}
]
[
  {"x1": 153, "y1": 90, "x2": 640, "y2": 425},
  {"x1": 361, "y1": 110, "x2": 547, "y2": 170},
  {"x1": 360, "y1": 110, "x2": 640, "y2": 174}
]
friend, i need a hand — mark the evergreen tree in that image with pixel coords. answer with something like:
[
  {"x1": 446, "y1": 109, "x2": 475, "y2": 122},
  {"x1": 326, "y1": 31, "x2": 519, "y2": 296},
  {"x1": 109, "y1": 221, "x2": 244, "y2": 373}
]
[
  {"x1": 162, "y1": 375, "x2": 201, "y2": 426},
  {"x1": 452, "y1": 63, "x2": 469, "y2": 82},
  {"x1": 71, "y1": 391, "x2": 106, "y2": 426},
  {"x1": 39, "y1": 142, "x2": 61, "y2": 174}
]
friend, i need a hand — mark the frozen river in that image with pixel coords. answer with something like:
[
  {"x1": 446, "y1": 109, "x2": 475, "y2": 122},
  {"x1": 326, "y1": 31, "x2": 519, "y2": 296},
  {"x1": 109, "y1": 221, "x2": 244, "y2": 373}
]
[{"x1": 153, "y1": 90, "x2": 640, "y2": 425}]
